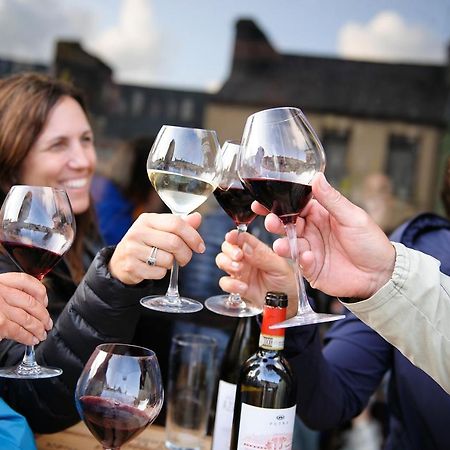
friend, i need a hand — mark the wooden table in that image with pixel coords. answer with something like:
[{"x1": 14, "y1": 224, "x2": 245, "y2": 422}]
[{"x1": 36, "y1": 421, "x2": 212, "y2": 450}]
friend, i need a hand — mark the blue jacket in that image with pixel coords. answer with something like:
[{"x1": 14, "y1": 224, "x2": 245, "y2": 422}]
[
  {"x1": 286, "y1": 213, "x2": 450, "y2": 450},
  {"x1": 0, "y1": 398, "x2": 36, "y2": 449}
]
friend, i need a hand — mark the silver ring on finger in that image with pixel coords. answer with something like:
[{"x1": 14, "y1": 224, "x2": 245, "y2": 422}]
[{"x1": 147, "y1": 246, "x2": 159, "y2": 266}]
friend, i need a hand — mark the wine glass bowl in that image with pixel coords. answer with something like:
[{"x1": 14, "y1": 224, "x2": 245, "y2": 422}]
[
  {"x1": 205, "y1": 141, "x2": 262, "y2": 317},
  {"x1": 75, "y1": 343, "x2": 163, "y2": 450},
  {"x1": 141, "y1": 125, "x2": 222, "y2": 313},
  {"x1": 239, "y1": 107, "x2": 345, "y2": 327},
  {"x1": 0, "y1": 185, "x2": 75, "y2": 378}
]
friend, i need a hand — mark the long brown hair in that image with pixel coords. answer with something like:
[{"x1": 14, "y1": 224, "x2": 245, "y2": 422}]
[{"x1": 0, "y1": 72, "x2": 96, "y2": 283}]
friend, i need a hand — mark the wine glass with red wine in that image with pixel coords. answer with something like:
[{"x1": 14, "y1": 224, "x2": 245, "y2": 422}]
[
  {"x1": 205, "y1": 141, "x2": 262, "y2": 317},
  {"x1": 239, "y1": 107, "x2": 345, "y2": 328},
  {"x1": 0, "y1": 185, "x2": 75, "y2": 378},
  {"x1": 75, "y1": 343, "x2": 164, "y2": 450}
]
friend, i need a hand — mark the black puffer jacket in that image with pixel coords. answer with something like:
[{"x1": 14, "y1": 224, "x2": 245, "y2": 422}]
[{"x1": 0, "y1": 244, "x2": 159, "y2": 433}]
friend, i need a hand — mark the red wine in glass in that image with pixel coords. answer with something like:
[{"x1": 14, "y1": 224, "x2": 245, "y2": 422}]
[
  {"x1": 241, "y1": 178, "x2": 312, "y2": 225},
  {"x1": 239, "y1": 107, "x2": 345, "y2": 327},
  {"x1": 213, "y1": 183, "x2": 257, "y2": 226},
  {"x1": 0, "y1": 185, "x2": 75, "y2": 379},
  {"x1": 76, "y1": 343, "x2": 163, "y2": 450},
  {"x1": 205, "y1": 141, "x2": 262, "y2": 317},
  {"x1": 79, "y1": 396, "x2": 156, "y2": 449},
  {"x1": 0, "y1": 241, "x2": 63, "y2": 281}
]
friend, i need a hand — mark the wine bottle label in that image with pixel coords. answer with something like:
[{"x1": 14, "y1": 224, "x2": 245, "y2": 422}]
[
  {"x1": 211, "y1": 380, "x2": 237, "y2": 450},
  {"x1": 260, "y1": 305, "x2": 286, "y2": 350},
  {"x1": 237, "y1": 403, "x2": 296, "y2": 449}
]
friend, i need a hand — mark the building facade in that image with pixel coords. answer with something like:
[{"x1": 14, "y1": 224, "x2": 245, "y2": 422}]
[{"x1": 206, "y1": 19, "x2": 450, "y2": 221}]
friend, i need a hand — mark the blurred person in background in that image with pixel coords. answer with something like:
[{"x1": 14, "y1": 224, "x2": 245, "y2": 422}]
[
  {"x1": 216, "y1": 168, "x2": 450, "y2": 450},
  {"x1": 0, "y1": 72, "x2": 206, "y2": 437}
]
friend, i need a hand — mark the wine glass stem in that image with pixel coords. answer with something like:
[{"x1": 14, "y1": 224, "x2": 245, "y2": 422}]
[
  {"x1": 19, "y1": 345, "x2": 39, "y2": 370},
  {"x1": 166, "y1": 261, "x2": 181, "y2": 304},
  {"x1": 284, "y1": 222, "x2": 314, "y2": 315},
  {"x1": 226, "y1": 224, "x2": 247, "y2": 307}
]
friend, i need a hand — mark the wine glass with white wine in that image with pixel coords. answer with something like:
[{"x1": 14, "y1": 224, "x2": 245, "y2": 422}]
[{"x1": 140, "y1": 125, "x2": 221, "y2": 313}]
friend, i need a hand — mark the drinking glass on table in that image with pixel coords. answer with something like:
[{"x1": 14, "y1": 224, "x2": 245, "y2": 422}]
[
  {"x1": 75, "y1": 343, "x2": 163, "y2": 450},
  {"x1": 239, "y1": 107, "x2": 345, "y2": 328},
  {"x1": 0, "y1": 185, "x2": 75, "y2": 378},
  {"x1": 205, "y1": 141, "x2": 262, "y2": 317},
  {"x1": 166, "y1": 334, "x2": 217, "y2": 450},
  {"x1": 140, "y1": 125, "x2": 222, "y2": 314}
]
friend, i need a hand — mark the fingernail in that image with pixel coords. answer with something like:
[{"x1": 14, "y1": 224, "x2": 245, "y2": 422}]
[
  {"x1": 231, "y1": 261, "x2": 240, "y2": 270},
  {"x1": 47, "y1": 318, "x2": 53, "y2": 330},
  {"x1": 243, "y1": 243, "x2": 253, "y2": 256},
  {"x1": 236, "y1": 281, "x2": 247, "y2": 291},
  {"x1": 198, "y1": 243, "x2": 206, "y2": 253},
  {"x1": 41, "y1": 331, "x2": 47, "y2": 341},
  {"x1": 32, "y1": 338, "x2": 39, "y2": 346}
]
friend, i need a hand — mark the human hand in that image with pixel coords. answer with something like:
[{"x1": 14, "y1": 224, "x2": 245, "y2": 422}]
[
  {"x1": 0, "y1": 272, "x2": 52, "y2": 345},
  {"x1": 216, "y1": 230, "x2": 298, "y2": 318},
  {"x1": 109, "y1": 212, "x2": 205, "y2": 285},
  {"x1": 253, "y1": 173, "x2": 395, "y2": 299}
]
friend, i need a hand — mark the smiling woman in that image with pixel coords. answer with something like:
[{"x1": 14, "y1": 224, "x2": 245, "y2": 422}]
[
  {"x1": 0, "y1": 72, "x2": 207, "y2": 443},
  {"x1": 0, "y1": 73, "x2": 97, "y2": 283}
]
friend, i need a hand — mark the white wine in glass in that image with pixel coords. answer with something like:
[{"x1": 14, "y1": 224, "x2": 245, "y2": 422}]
[
  {"x1": 141, "y1": 125, "x2": 221, "y2": 314},
  {"x1": 239, "y1": 107, "x2": 345, "y2": 328}
]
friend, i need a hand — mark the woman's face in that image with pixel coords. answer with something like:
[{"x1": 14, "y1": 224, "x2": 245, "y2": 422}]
[{"x1": 19, "y1": 96, "x2": 97, "y2": 215}]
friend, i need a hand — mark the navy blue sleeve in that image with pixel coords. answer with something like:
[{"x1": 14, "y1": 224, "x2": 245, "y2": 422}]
[{"x1": 285, "y1": 312, "x2": 392, "y2": 430}]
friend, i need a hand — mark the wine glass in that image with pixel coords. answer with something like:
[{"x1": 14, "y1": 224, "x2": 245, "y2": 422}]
[
  {"x1": 0, "y1": 185, "x2": 75, "y2": 378},
  {"x1": 75, "y1": 343, "x2": 163, "y2": 450},
  {"x1": 239, "y1": 107, "x2": 345, "y2": 328},
  {"x1": 140, "y1": 125, "x2": 221, "y2": 313},
  {"x1": 205, "y1": 141, "x2": 262, "y2": 317}
]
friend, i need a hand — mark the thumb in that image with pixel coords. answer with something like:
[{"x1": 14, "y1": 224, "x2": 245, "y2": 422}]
[{"x1": 312, "y1": 173, "x2": 362, "y2": 225}]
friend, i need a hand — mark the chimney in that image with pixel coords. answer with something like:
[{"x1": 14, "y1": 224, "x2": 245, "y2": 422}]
[{"x1": 230, "y1": 19, "x2": 280, "y2": 74}]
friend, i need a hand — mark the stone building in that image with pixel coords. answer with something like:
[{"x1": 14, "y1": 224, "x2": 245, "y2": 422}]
[{"x1": 206, "y1": 19, "x2": 450, "y2": 221}]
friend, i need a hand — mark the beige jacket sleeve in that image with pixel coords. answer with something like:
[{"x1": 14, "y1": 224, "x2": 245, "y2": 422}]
[{"x1": 343, "y1": 242, "x2": 450, "y2": 394}]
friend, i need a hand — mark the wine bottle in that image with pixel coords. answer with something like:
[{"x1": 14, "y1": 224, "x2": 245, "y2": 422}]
[
  {"x1": 230, "y1": 292, "x2": 297, "y2": 450},
  {"x1": 211, "y1": 316, "x2": 260, "y2": 450}
]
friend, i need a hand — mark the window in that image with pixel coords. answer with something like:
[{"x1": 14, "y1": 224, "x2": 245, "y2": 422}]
[
  {"x1": 386, "y1": 135, "x2": 418, "y2": 202},
  {"x1": 321, "y1": 130, "x2": 349, "y2": 189},
  {"x1": 131, "y1": 91, "x2": 145, "y2": 116},
  {"x1": 167, "y1": 98, "x2": 178, "y2": 119},
  {"x1": 180, "y1": 98, "x2": 194, "y2": 122}
]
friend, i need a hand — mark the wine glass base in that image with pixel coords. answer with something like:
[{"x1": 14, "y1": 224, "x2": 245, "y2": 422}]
[
  {"x1": 270, "y1": 312, "x2": 345, "y2": 329},
  {"x1": 205, "y1": 295, "x2": 262, "y2": 317},
  {"x1": 140, "y1": 295, "x2": 203, "y2": 313},
  {"x1": 0, "y1": 364, "x2": 63, "y2": 379}
]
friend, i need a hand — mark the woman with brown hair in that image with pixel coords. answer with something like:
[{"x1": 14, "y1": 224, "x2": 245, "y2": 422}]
[{"x1": 0, "y1": 72, "x2": 206, "y2": 435}]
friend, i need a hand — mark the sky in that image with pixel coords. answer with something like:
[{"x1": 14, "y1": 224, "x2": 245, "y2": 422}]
[{"x1": 0, "y1": 0, "x2": 449, "y2": 92}]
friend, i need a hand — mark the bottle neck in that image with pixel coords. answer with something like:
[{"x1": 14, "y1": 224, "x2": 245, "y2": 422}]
[{"x1": 259, "y1": 304, "x2": 286, "y2": 351}]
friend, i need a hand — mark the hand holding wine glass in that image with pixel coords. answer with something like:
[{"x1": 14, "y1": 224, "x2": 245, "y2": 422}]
[
  {"x1": 239, "y1": 107, "x2": 345, "y2": 328},
  {"x1": 75, "y1": 343, "x2": 163, "y2": 450},
  {"x1": 0, "y1": 185, "x2": 75, "y2": 378},
  {"x1": 205, "y1": 141, "x2": 262, "y2": 317},
  {"x1": 0, "y1": 272, "x2": 51, "y2": 346},
  {"x1": 141, "y1": 125, "x2": 221, "y2": 314}
]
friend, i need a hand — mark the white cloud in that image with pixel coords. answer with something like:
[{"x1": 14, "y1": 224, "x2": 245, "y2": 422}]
[
  {"x1": 337, "y1": 11, "x2": 446, "y2": 64},
  {"x1": 0, "y1": 0, "x2": 95, "y2": 62},
  {"x1": 86, "y1": 0, "x2": 163, "y2": 86}
]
